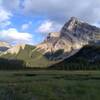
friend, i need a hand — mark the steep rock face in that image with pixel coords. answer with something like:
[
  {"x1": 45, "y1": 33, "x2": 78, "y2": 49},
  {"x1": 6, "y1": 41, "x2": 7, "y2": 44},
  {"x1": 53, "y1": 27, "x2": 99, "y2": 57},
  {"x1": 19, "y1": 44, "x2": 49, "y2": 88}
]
[
  {"x1": 36, "y1": 17, "x2": 100, "y2": 60},
  {"x1": 0, "y1": 42, "x2": 11, "y2": 52},
  {"x1": 61, "y1": 17, "x2": 100, "y2": 43}
]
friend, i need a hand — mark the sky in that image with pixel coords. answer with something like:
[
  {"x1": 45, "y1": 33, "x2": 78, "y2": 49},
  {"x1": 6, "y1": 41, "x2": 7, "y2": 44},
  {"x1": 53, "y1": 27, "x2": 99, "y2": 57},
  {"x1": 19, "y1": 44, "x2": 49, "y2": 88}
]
[{"x1": 0, "y1": 0, "x2": 100, "y2": 45}]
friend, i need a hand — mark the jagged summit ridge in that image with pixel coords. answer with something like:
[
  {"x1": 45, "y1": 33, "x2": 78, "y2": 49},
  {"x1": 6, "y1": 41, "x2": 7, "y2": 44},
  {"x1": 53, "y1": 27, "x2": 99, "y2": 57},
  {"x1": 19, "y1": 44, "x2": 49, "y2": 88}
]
[
  {"x1": 37, "y1": 17, "x2": 100, "y2": 60},
  {"x1": 61, "y1": 17, "x2": 100, "y2": 43},
  {"x1": 63, "y1": 17, "x2": 81, "y2": 32}
]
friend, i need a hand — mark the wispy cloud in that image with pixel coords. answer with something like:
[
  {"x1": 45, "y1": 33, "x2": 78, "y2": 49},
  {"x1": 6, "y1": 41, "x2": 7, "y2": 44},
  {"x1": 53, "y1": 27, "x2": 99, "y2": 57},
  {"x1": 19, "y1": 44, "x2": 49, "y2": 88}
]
[
  {"x1": 37, "y1": 20, "x2": 62, "y2": 33},
  {"x1": 21, "y1": 21, "x2": 32, "y2": 31},
  {"x1": 0, "y1": 6, "x2": 12, "y2": 29}
]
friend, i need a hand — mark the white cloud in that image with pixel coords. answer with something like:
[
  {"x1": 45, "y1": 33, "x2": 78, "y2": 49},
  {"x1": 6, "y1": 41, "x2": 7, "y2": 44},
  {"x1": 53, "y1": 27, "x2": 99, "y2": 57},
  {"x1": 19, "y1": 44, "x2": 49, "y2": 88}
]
[
  {"x1": 21, "y1": 21, "x2": 32, "y2": 30},
  {"x1": 37, "y1": 20, "x2": 53, "y2": 33},
  {"x1": 0, "y1": 28, "x2": 33, "y2": 44},
  {"x1": 22, "y1": 24, "x2": 29, "y2": 30},
  {"x1": 37, "y1": 20, "x2": 62, "y2": 33}
]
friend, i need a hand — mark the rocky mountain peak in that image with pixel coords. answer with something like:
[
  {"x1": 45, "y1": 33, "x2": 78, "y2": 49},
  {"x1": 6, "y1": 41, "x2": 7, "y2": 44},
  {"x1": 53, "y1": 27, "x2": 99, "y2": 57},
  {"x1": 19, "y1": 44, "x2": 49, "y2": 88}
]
[
  {"x1": 37, "y1": 17, "x2": 100, "y2": 60},
  {"x1": 65, "y1": 17, "x2": 80, "y2": 32},
  {"x1": 61, "y1": 17, "x2": 100, "y2": 43}
]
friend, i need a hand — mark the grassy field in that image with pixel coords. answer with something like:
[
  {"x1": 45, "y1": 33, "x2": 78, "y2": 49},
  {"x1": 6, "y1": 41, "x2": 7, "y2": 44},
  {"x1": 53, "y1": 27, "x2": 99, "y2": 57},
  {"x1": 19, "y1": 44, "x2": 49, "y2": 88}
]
[{"x1": 0, "y1": 70, "x2": 100, "y2": 100}]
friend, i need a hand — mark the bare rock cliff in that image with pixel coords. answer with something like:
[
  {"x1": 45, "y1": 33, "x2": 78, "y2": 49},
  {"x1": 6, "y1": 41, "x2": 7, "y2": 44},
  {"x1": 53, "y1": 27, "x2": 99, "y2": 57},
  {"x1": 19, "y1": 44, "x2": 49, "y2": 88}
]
[{"x1": 36, "y1": 17, "x2": 100, "y2": 60}]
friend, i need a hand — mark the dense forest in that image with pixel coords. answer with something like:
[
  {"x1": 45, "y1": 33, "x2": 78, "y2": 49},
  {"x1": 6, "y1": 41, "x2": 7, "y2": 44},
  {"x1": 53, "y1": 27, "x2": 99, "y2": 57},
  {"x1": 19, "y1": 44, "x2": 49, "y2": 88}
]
[{"x1": 50, "y1": 45, "x2": 100, "y2": 70}]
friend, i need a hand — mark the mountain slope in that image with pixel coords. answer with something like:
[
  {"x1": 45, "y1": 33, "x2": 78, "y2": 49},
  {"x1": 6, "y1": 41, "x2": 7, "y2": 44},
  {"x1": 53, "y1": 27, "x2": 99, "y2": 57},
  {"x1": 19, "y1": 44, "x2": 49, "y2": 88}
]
[
  {"x1": 0, "y1": 17, "x2": 100, "y2": 69},
  {"x1": 50, "y1": 45, "x2": 100, "y2": 70},
  {"x1": 0, "y1": 45, "x2": 56, "y2": 68}
]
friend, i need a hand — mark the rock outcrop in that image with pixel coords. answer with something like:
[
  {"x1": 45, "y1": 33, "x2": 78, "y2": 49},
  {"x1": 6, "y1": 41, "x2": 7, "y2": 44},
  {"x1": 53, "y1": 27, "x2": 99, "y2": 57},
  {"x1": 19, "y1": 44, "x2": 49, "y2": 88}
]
[
  {"x1": 2, "y1": 44, "x2": 26, "y2": 55},
  {"x1": 61, "y1": 17, "x2": 100, "y2": 43},
  {"x1": 36, "y1": 17, "x2": 100, "y2": 60}
]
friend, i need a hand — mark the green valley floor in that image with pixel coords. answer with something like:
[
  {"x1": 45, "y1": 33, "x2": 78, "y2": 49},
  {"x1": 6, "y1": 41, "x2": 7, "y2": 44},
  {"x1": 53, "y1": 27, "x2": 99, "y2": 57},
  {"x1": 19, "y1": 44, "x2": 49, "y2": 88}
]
[{"x1": 0, "y1": 70, "x2": 100, "y2": 100}]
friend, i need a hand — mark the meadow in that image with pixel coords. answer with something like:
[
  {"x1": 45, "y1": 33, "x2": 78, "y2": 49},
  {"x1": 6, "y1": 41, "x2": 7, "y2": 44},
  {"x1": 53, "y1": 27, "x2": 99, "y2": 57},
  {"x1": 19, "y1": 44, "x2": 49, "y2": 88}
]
[{"x1": 0, "y1": 70, "x2": 100, "y2": 100}]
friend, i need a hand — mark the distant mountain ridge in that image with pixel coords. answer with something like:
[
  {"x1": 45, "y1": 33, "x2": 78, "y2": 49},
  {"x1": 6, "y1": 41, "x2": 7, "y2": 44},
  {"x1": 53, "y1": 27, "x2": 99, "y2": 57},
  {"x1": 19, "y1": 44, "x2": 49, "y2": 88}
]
[{"x1": 0, "y1": 17, "x2": 100, "y2": 69}]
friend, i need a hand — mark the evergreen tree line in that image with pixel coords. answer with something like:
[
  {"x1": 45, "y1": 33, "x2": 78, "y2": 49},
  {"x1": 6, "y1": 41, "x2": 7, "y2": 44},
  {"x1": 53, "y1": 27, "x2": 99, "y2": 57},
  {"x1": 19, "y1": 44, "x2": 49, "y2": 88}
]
[{"x1": 0, "y1": 58, "x2": 26, "y2": 70}]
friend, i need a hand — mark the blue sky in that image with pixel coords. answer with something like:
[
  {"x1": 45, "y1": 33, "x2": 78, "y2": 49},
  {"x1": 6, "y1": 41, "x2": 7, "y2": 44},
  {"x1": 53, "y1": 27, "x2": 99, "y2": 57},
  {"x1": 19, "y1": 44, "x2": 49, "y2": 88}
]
[
  {"x1": 9, "y1": 14, "x2": 47, "y2": 44},
  {"x1": 0, "y1": 0, "x2": 100, "y2": 45}
]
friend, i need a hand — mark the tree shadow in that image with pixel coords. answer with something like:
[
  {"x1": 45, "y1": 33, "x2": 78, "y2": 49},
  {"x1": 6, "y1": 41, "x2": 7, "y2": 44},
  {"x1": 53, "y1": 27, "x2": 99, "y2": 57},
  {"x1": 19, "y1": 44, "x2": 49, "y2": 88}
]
[{"x1": 0, "y1": 58, "x2": 27, "y2": 70}]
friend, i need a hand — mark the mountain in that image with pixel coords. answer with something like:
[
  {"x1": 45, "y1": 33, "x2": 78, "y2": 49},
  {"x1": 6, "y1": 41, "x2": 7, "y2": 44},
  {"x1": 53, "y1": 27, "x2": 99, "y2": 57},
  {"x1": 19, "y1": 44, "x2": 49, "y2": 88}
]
[
  {"x1": 36, "y1": 17, "x2": 100, "y2": 60},
  {"x1": 0, "y1": 17, "x2": 100, "y2": 69},
  {"x1": 0, "y1": 44, "x2": 26, "y2": 55},
  {"x1": 0, "y1": 44, "x2": 56, "y2": 69},
  {"x1": 61, "y1": 17, "x2": 100, "y2": 44}
]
